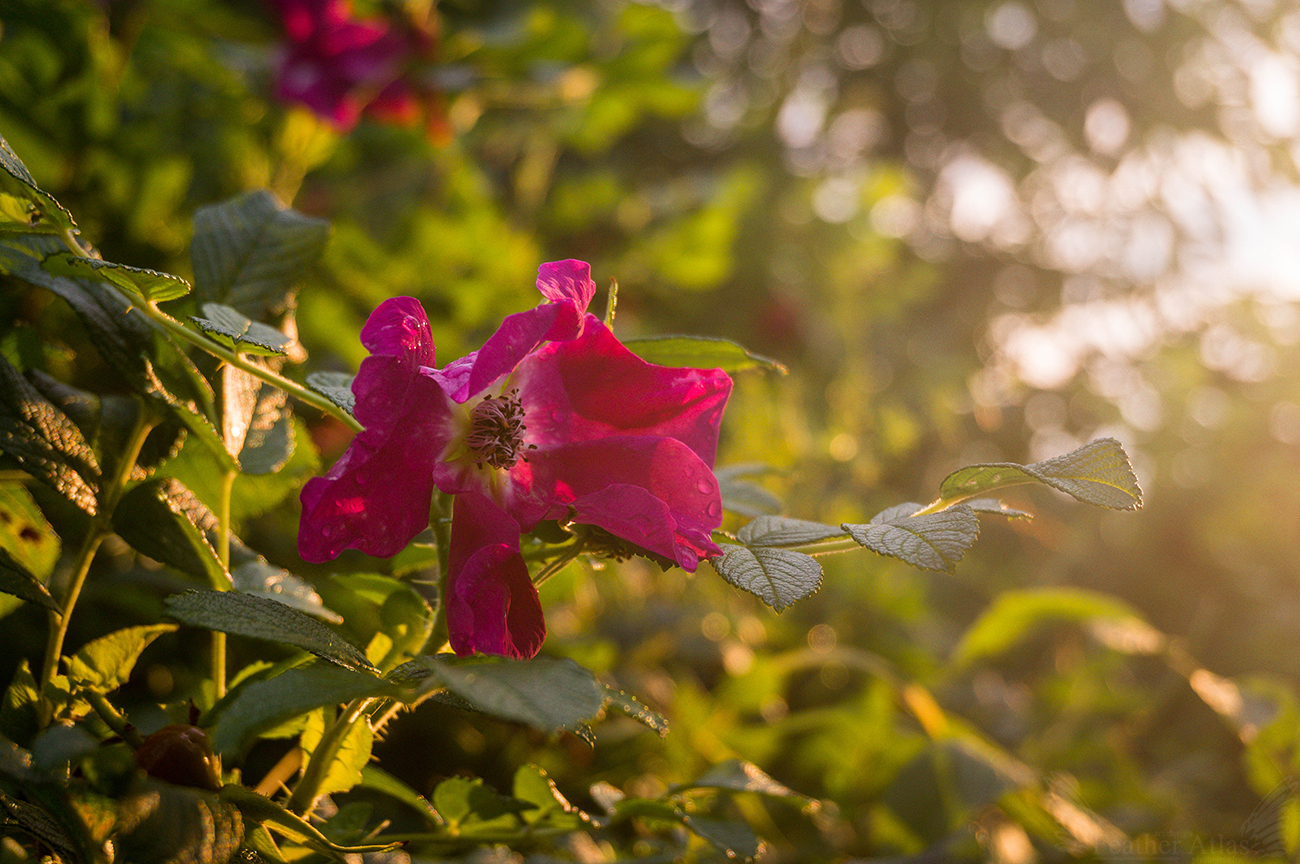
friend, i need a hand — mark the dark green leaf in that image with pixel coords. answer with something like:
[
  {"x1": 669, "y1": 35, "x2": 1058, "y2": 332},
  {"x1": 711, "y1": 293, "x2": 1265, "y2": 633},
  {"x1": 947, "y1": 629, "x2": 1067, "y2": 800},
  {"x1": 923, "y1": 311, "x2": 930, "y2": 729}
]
[
  {"x1": 42, "y1": 253, "x2": 190, "y2": 303},
  {"x1": 318, "y1": 573, "x2": 432, "y2": 671},
  {"x1": 938, "y1": 438, "x2": 1142, "y2": 511},
  {"x1": 210, "y1": 663, "x2": 393, "y2": 756},
  {"x1": 399, "y1": 655, "x2": 607, "y2": 736},
  {"x1": 0, "y1": 545, "x2": 57, "y2": 611},
  {"x1": 514, "y1": 764, "x2": 584, "y2": 827},
  {"x1": 624, "y1": 334, "x2": 787, "y2": 374},
  {"x1": 66, "y1": 623, "x2": 176, "y2": 693},
  {"x1": 953, "y1": 588, "x2": 1146, "y2": 667},
  {"x1": 709, "y1": 544, "x2": 823, "y2": 612},
  {"x1": 190, "y1": 190, "x2": 330, "y2": 318},
  {"x1": 30, "y1": 725, "x2": 98, "y2": 775},
  {"x1": 0, "y1": 133, "x2": 76, "y2": 234},
  {"x1": 192, "y1": 303, "x2": 291, "y2": 356},
  {"x1": 681, "y1": 815, "x2": 763, "y2": 860},
  {"x1": 359, "y1": 764, "x2": 441, "y2": 825},
  {"x1": 164, "y1": 590, "x2": 374, "y2": 673},
  {"x1": 113, "y1": 477, "x2": 227, "y2": 587},
  {"x1": 0, "y1": 660, "x2": 42, "y2": 748},
  {"x1": 0, "y1": 791, "x2": 84, "y2": 864},
  {"x1": 114, "y1": 780, "x2": 244, "y2": 864},
  {"x1": 230, "y1": 559, "x2": 340, "y2": 623},
  {"x1": 601, "y1": 685, "x2": 669, "y2": 737},
  {"x1": 0, "y1": 353, "x2": 100, "y2": 514},
  {"x1": 684, "y1": 759, "x2": 815, "y2": 807},
  {"x1": 737, "y1": 515, "x2": 846, "y2": 547},
  {"x1": 844, "y1": 503, "x2": 980, "y2": 573},
  {"x1": 305, "y1": 371, "x2": 355, "y2": 416},
  {"x1": 432, "y1": 776, "x2": 530, "y2": 832}
]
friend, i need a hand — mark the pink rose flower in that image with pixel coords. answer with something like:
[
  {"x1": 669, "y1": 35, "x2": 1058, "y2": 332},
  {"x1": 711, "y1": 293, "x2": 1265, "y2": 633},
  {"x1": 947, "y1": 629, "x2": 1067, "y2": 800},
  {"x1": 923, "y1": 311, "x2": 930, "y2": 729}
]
[{"x1": 299, "y1": 260, "x2": 732, "y2": 658}]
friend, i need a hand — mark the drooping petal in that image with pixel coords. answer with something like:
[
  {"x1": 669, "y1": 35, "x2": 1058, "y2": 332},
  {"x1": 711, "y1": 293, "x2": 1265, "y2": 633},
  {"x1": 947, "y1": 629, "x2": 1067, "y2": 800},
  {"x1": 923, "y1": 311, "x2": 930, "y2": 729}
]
[
  {"x1": 446, "y1": 492, "x2": 545, "y2": 658},
  {"x1": 527, "y1": 437, "x2": 724, "y2": 569},
  {"x1": 298, "y1": 298, "x2": 453, "y2": 562},
  {"x1": 516, "y1": 316, "x2": 731, "y2": 465}
]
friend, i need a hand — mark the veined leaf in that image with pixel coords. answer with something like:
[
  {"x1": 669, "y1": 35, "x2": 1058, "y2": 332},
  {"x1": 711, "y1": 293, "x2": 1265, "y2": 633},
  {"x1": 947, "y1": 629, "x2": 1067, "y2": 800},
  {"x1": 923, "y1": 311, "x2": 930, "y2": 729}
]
[
  {"x1": 0, "y1": 134, "x2": 76, "y2": 234},
  {"x1": 305, "y1": 371, "x2": 356, "y2": 416},
  {"x1": 299, "y1": 708, "x2": 374, "y2": 799},
  {"x1": 164, "y1": 590, "x2": 374, "y2": 673},
  {"x1": 938, "y1": 438, "x2": 1142, "y2": 510},
  {"x1": 624, "y1": 334, "x2": 787, "y2": 375},
  {"x1": 65, "y1": 624, "x2": 176, "y2": 694},
  {"x1": 42, "y1": 254, "x2": 191, "y2": 303},
  {"x1": 231, "y1": 559, "x2": 340, "y2": 623},
  {"x1": 113, "y1": 478, "x2": 227, "y2": 588},
  {"x1": 192, "y1": 303, "x2": 291, "y2": 356},
  {"x1": 211, "y1": 663, "x2": 393, "y2": 756},
  {"x1": 844, "y1": 503, "x2": 980, "y2": 573},
  {"x1": 190, "y1": 190, "x2": 329, "y2": 318},
  {"x1": 709, "y1": 544, "x2": 823, "y2": 612},
  {"x1": 737, "y1": 515, "x2": 846, "y2": 547}
]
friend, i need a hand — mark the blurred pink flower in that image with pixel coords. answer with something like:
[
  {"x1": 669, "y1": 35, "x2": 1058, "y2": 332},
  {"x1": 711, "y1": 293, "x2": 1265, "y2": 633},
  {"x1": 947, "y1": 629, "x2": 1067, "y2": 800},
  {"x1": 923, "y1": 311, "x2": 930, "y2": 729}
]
[
  {"x1": 272, "y1": 0, "x2": 442, "y2": 134},
  {"x1": 299, "y1": 260, "x2": 732, "y2": 658}
]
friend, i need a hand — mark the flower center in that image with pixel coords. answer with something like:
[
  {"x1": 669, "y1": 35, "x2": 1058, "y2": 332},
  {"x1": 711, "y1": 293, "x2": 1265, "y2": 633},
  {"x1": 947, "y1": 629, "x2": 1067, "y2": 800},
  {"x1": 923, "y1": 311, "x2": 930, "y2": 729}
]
[{"x1": 465, "y1": 389, "x2": 530, "y2": 470}]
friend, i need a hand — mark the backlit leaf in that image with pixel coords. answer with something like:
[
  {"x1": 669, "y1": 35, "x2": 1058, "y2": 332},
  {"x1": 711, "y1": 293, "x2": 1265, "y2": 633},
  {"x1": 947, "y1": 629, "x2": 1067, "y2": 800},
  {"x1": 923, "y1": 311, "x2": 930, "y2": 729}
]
[
  {"x1": 113, "y1": 478, "x2": 227, "y2": 587},
  {"x1": 305, "y1": 371, "x2": 356, "y2": 416},
  {"x1": 66, "y1": 624, "x2": 177, "y2": 693},
  {"x1": 709, "y1": 544, "x2": 823, "y2": 612},
  {"x1": 42, "y1": 254, "x2": 190, "y2": 303},
  {"x1": 191, "y1": 303, "x2": 291, "y2": 356},
  {"x1": 844, "y1": 504, "x2": 980, "y2": 573},
  {"x1": 0, "y1": 133, "x2": 75, "y2": 234},
  {"x1": 0, "y1": 546, "x2": 57, "y2": 611},
  {"x1": 953, "y1": 588, "x2": 1148, "y2": 667},
  {"x1": 938, "y1": 438, "x2": 1142, "y2": 511},
  {"x1": 624, "y1": 334, "x2": 787, "y2": 374},
  {"x1": 737, "y1": 515, "x2": 846, "y2": 547}
]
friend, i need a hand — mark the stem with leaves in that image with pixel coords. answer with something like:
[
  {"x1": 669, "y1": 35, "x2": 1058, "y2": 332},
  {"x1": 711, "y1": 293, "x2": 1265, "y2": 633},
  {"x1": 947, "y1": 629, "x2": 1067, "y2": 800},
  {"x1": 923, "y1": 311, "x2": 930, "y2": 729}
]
[
  {"x1": 41, "y1": 405, "x2": 158, "y2": 690},
  {"x1": 286, "y1": 696, "x2": 379, "y2": 815}
]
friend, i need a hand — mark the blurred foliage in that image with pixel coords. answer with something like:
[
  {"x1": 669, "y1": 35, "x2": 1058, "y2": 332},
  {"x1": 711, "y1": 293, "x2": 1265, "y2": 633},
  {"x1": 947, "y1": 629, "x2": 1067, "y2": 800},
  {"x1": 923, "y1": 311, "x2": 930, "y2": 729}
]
[{"x1": 2, "y1": 0, "x2": 1300, "y2": 861}]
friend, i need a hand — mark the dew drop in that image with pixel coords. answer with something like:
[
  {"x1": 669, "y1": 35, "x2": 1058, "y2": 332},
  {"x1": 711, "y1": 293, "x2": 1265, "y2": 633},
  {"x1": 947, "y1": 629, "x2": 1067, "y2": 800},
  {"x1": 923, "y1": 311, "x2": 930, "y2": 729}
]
[
  {"x1": 706, "y1": 500, "x2": 722, "y2": 519},
  {"x1": 696, "y1": 478, "x2": 715, "y2": 494}
]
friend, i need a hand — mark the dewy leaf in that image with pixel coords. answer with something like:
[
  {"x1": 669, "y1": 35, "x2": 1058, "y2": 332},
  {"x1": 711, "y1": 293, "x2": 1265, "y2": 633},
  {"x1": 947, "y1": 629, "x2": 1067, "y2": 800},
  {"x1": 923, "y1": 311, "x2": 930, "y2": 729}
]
[
  {"x1": 113, "y1": 477, "x2": 227, "y2": 587},
  {"x1": 0, "y1": 354, "x2": 100, "y2": 514},
  {"x1": 624, "y1": 334, "x2": 788, "y2": 375},
  {"x1": 190, "y1": 189, "x2": 330, "y2": 317},
  {"x1": 601, "y1": 686, "x2": 669, "y2": 737},
  {"x1": 231, "y1": 558, "x2": 340, "y2": 623},
  {"x1": 0, "y1": 133, "x2": 76, "y2": 235},
  {"x1": 401, "y1": 655, "x2": 607, "y2": 736},
  {"x1": 844, "y1": 503, "x2": 980, "y2": 574},
  {"x1": 709, "y1": 544, "x2": 823, "y2": 612},
  {"x1": 952, "y1": 588, "x2": 1147, "y2": 667},
  {"x1": 42, "y1": 254, "x2": 191, "y2": 303},
  {"x1": 65, "y1": 624, "x2": 177, "y2": 693},
  {"x1": 683, "y1": 759, "x2": 818, "y2": 808},
  {"x1": 211, "y1": 664, "x2": 394, "y2": 757},
  {"x1": 164, "y1": 590, "x2": 375, "y2": 673},
  {"x1": 305, "y1": 371, "x2": 356, "y2": 416},
  {"x1": 0, "y1": 546, "x2": 58, "y2": 612},
  {"x1": 191, "y1": 303, "x2": 291, "y2": 356},
  {"x1": 737, "y1": 515, "x2": 846, "y2": 547},
  {"x1": 938, "y1": 438, "x2": 1142, "y2": 511}
]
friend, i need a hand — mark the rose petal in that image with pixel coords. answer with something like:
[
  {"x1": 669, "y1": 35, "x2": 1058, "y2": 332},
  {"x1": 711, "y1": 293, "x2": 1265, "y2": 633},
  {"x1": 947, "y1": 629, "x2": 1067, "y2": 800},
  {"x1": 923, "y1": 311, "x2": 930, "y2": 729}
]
[
  {"x1": 516, "y1": 316, "x2": 732, "y2": 465},
  {"x1": 447, "y1": 492, "x2": 545, "y2": 658},
  {"x1": 536, "y1": 259, "x2": 596, "y2": 315}
]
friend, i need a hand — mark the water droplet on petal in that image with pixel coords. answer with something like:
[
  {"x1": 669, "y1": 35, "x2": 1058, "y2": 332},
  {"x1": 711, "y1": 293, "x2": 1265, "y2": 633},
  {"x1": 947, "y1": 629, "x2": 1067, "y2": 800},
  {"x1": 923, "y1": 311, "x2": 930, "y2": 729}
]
[
  {"x1": 706, "y1": 500, "x2": 722, "y2": 519},
  {"x1": 696, "y1": 478, "x2": 715, "y2": 494}
]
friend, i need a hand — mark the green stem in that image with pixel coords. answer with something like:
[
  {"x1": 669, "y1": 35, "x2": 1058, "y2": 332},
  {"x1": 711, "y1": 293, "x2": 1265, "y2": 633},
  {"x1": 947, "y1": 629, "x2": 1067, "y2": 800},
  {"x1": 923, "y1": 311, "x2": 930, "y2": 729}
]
[
  {"x1": 41, "y1": 406, "x2": 157, "y2": 690},
  {"x1": 531, "y1": 541, "x2": 586, "y2": 587},
  {"x1": 57, "y1": 229, "x2": 361, "y2": 433},
  {"x1": 286, "y1": 697, "x2": 377, "y2": 814},
  {"x1": 426, "y1": 493, "x2": 452, "y2": 655},
  {"x1": 87, "y1": 690, "x2": 144, "y2": 748},
  {"x1": 210, "y1": 469, "x2": 237, "y2": 700}
]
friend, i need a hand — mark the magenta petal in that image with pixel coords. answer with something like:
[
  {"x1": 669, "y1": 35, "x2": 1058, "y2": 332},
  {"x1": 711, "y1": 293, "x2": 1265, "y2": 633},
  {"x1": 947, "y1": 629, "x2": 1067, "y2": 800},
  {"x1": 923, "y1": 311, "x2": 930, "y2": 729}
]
[
  {"x1": 529, "y1": 437, "x2": 723, "y2": 569},
  {"x1": 462, "y1": 303, "x2": 562, "y2": 400},
  {"x1": 536, "y1": 260, "x2": 596, "y2": 314},
  {"x1": 517, "y1": 317, "x2": 732, "y2": 465},
  {"x1": 447, "y1": 493, "x2": 545, "y2": 658},
  {"x1": 360, "y1": 296, "x2": 436, "y2": 367}
]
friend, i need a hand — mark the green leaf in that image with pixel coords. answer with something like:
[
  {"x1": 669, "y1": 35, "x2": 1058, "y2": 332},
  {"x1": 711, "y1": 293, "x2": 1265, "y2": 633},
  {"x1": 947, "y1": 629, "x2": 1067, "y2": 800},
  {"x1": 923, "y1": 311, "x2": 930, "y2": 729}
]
[
  {"x1": 359, "y1": 764, "x2": 441, "y2": 825},
  {"x1": 299, "y1": 708, "x2": 374, "y2": 799},
  {"x1": 737, "y1": 515, "x2": 845, "y2": 547},
  {"x1": 624, "y1": 334, "x2": 787, "y2": 375},
  {"x1": 220, "y1": 364, "x2": 295, "y2": 473},
  {"x1": 192, "y1": 303, "x2": 291, "y2": 356},
  {"x1": 683, "y1": 759, "x2": 816, "y2": 807},
  {"x1": 0, "y1": 791, "x2": 86, "y2": 864},
  {"x1": 844, "y1": 503, "x2": 980, "y2": 573},
  {"x1": 681, "y1": 815, "x2": 763, "y2": 860},
  {"x1": 513, "y1": 764, "x2": 584, "y2": 827},
  {"x1": 221, "y1": 784, "x2": 397, "y2": 857},
  {"x1": 113, "y1": 780, "x2": 245, "y2": 864},
  {"x1": 0, "y1": 353, "x2": 100, "y2": 514},
  {"x1": 318, "y1": 573, "x2": 433, "y2": 672},
  {"x1": 305, "y1": 371, "x2": 355, "y2": 416},
  {"x1": 113, "y1": 477, "x2": 227, "y2": 587},
  {"x1": 210, "y1": 663, "x2": 393, "y2": 757},
  {"x1": 190, "y1": 190, "x2": 330, "y2": 318},
  {"x1": 0, "y1": 545, "x2": 57, "y2": 611},
  {"x1": 600, "y1": 685, "x2": 669, "y2": 737},
  {"x1": 953, "y1": 588, "x2": 1147, "y2": 667},
  {"x1": 0, "y1": 133, "x2": 76, "y2": 235},
  {"x1": 42, "y1": 253, "x2": 191, "y2": 303},
  {"x1": 65, "y1": 624, "x2": 176, "y2": 693},
  {"x1": 938, "y1": 438, "x2": 1142, "y2": 511},
  {"x1": 398, "y1": 655, "x2": 607, "y2": 736},
  {"x1": 0, "y1": 485, "x2": 60, "y2": 583},
  {"x1": 432, "y1": 776, "x2": 530, "y2": 833},
  {"x1": 165, "y1": 590, "x2": 375, "y2": 674},
  {"x1": 716, "y1": 464, "x2": 784, "y2": 518},
  {"x1": 1, "y1": 660, "x2": 42, "y2": 747},
  {"x1": 230, "y1": 559, "x2": 340, "y2": 623},
  {"x1": 709, "y1": 544, "x2": 823, "y2": 612}
]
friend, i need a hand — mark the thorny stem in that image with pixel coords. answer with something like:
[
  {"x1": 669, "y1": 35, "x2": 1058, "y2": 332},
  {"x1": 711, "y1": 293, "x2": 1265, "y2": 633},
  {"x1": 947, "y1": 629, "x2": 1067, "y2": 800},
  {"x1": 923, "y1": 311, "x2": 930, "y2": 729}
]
[
  {"x1": 287, "y1": 696, "x2": 378, "y2": 814},
  {"x1": 58, "y1": 228, "x2": 363, "y2": 434},
  {"x1": 41, "y1": 405, "x2": 158, "y2": 691},
  {"x1": 87, "y1": 690, "x2": 144, "y2": 748}
]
